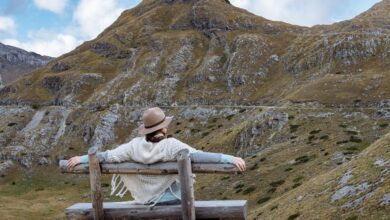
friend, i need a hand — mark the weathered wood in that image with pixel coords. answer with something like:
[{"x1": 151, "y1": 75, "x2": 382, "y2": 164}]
[
  {"x1": 88, "y1": 147, "x2": 104, "y2": 220},
  {"x1": 59, "y1": 160, "x2": 242, "y2": 175},
  {"x1": 177, "y1": 149, "x2": 195, "y2": 220},
  {"x1": 65, "y1": 200, "x2": 247, "y2": 220}
]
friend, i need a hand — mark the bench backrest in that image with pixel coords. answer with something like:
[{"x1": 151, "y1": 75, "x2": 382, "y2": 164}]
[{"x1": 60, "y1": 147, "x2": 241, "y2": 220}]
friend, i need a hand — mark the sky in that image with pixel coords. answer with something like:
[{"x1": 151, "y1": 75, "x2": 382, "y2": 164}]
[{"x1": 0, "y1": 0, "x2": 382, "y2": 57}]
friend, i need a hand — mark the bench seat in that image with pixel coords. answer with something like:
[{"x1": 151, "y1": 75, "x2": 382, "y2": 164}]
[{"x1": 65, "y1": 200, "x2": 247, "y2": 220}]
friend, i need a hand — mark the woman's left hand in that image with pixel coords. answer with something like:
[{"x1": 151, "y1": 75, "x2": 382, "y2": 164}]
[{"x1": 233, "y1": 157, "x2": 246, "y2": 172}]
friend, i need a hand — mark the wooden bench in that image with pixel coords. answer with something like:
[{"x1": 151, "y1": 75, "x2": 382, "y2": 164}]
[{"x1": 59, "y1": 147, "x2": 247, "y2": 220}]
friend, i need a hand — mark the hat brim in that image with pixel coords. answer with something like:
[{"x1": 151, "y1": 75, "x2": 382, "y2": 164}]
[{"x1": 138, "y1": 116, "x2": 173, "y2": 135}]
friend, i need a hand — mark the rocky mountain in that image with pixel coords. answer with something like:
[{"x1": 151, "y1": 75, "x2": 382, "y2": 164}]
[
  {"x1": 0, "y1": 42, "x2": 52, "y2": 85},
  {"x1": 0, "y1": 0, "x2": 389, "y2": 219}
]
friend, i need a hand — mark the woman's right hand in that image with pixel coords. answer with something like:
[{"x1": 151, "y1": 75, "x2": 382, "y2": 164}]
[
  {"x1": 233, "y1": 157, "x2": 246, "y2": 172},
  {"x1": 67, "y1": 156, "x2": 81, "y2": 169}
]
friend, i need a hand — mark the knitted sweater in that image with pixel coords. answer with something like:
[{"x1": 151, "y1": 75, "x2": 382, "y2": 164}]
[{"x1": 82, "y1": 137, "x2": 233, "y2": 204}]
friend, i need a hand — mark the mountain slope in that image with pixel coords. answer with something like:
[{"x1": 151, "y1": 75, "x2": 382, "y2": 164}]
[
  {"x1": 249, "y1": 132, "x2": 390, "y2": 220},
  {"x1": 0, "y1": 43, "x2": 52, "y2": 85}
]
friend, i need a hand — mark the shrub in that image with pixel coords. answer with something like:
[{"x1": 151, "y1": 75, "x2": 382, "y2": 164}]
[
  {"x1": 234, "y1": 183, "x2": 244, "y2": 189},
  {"x1": 287, "y1": 213, "x2": 300, "y2": 220},
  {"x1": 293, "y1": 176, "x2": 304, "y2": 183},
  {"x1": 349, "y1": 136, "x2": 362, "y2": 143},
  {"x1": 257, "y1": 196, "x2": 271, "y2": 204},
  {"x1": 270, "y1": 205, "x2": 278, "y2": 211},
  {"x1": 336, "y1": 140, "x2": 349, "y2": 145},
  {"x1": 320, "y1": 135, "x2": 329, "y2": 140},
  {"x1": 309, "y1": 129, "x2": 321, "y2": 134},
  {"x1": 250, "y1": 163, "x2": 259, "y2": 170},
  {"x1": 344, "y1": 130, "x2": 358, "y2": 135},
  {"x1": 293, "y1": 155, "x2": 310, "y2": 165},
  {"x1": 345, "y1": 215, "x2": 358, "y2": 220},
  {"x1": 379, "y1": 123, "x2": 388, "y2": 128},
  {"x1": 226, "y1": 114, "x2": 235, "y2": 120},
  {"x1": 292, "y1": 183, "x2": 301, "y2": 188},
  {"x1": 267, "y1": 187, "x2": 277, "y2": 193},
  {"x1": 270, "y1": 180, "x2": 285, "y2": 187},
  {"x1": 242, "y1": 186, "x2": 256, "y2": 194},
  {"x1": 31, "y1": 103, "x2": 41, "y2": 109},
  {"x1": 290, "y1": 124, "x2": 300, "y2": 133}
]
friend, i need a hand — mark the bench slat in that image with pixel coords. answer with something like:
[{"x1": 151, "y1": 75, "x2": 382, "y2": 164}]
[
  {"x1": 65, "y1": 200, "x2": 247, "y2": 220},
  {"x1": 59, "y1": 160, "x2": 241, "y2": 175}
]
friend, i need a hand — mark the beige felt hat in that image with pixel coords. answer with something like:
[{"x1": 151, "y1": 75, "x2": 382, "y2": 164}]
[{"x1": 138, "y1": 107, "x2": 173, "y2": 135}]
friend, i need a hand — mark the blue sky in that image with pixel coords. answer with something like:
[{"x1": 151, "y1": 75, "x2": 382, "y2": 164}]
[{"x1": 0, "y1": 0, "x2": 382, "y2": 57}]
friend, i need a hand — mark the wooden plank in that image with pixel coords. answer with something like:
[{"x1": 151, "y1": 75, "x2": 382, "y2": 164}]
[
  {"x1": 65, "y1": 200, "x2": 247, "y2": 220},
  {"x1": 177, "y1": 149, "x2": 195, "y2": 220},
  {"x1": 88, "y1": 147, "x2": 104, "y2": 220},
  {"x1": 59, "y1": 160, "x2": 242, "y2": 175}
]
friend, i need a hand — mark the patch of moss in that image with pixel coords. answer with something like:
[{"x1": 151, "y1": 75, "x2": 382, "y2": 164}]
[
  {"x1": 339, "y1": 124, "x2": 347, "y2": 128},
  {"x1": 257, "y1": 196, "x2": 271, "y2": 204},
  {"x1": 379, "y1": 123, "x2": 388, "y2": 128}
]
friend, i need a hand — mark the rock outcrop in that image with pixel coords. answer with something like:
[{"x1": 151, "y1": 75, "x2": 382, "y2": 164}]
[{"x1": 0, "y1": 42, "x2": 52, "y2": 84}]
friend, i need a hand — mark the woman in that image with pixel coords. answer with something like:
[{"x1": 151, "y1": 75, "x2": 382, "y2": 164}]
[{"x1": 67, "y1": 107, "x2": 246, "y2": 206}]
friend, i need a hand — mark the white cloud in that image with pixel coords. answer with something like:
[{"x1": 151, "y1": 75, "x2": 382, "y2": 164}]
[
  {"x1": 0, "y1": 16, "x2": 16, "y2": 36},
  {"x1": 73, "y1": 0, "x2": 126, "y2": 38},
  {"x1": 231, "y1": 0, "x2": 341, "y2": 27},
  {"x1": 33, "y1": 0, "x2": 68, "y2": 14},
  {"x1": 3, "y1": 30, "x2": 80, "y2": 57}
]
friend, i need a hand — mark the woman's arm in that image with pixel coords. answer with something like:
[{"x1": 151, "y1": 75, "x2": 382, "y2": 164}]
[
  {"x1": 67, "y1": 139, "x2": 135, "y2": 169},
  {"x1": 66, "y1": 151, "x2": 108, "y2": 169},
  {"x1": 190, "y1": 152, "x2": 246, "y2": 172}
]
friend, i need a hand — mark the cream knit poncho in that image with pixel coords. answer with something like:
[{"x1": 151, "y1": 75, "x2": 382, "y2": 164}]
[{"x1": 106, "y1": 137, "x2": 199, "y2": 203}]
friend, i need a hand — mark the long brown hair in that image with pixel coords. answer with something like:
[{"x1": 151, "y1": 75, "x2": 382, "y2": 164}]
[{"x1": 146, "y1": 128, "x2": 169, "y2": 143}]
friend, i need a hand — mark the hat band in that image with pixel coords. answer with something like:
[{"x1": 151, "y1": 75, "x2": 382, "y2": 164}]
[{"x1": 144, "y1": 116, "x2": 166, "y2": 129}]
